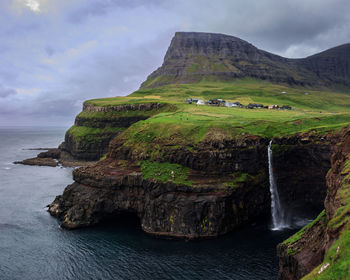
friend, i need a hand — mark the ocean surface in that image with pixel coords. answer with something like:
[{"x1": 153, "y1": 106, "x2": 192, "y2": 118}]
[{"x1": 0, "y1": 127, "x2": 299, "y2": 280}]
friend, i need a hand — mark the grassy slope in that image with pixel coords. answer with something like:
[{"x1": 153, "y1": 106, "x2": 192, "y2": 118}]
[{"x1": 84, "y1": 80, "x2": 350, "y2": 151}]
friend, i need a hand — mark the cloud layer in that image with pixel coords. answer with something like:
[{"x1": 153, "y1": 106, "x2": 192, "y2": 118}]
[{"x1": 1, "y1": 0, "x2": 349, "y2": 126}]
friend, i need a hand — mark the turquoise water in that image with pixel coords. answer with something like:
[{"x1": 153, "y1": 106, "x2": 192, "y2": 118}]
[{"x1": 0, "y1": 127, "x2": 296, "y2": 280}]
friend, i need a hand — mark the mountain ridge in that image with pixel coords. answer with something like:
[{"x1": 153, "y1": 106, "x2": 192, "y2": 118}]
[{"x1": 141, "y1": 32, "x2": 350, "y2": 89}]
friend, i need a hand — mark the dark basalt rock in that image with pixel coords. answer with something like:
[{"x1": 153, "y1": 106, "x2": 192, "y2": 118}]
[
  {"x1": 49, "y1": 132, "x2": 335, "y2": 239},
  {"x1": 60, "y1": 131, "x2": 118, "y2": 161},
  {"x1": 109, "y1": 135, "x2": 270, "y2": 174},
  {"x1": 272, "y1": 135, "x2": 336, "y2": 219},
  {"x1": 14, "y1": 157, "x2": 58, "y2": 167},
  {"x1": 49, "y1": 159, "x2": 270, "y2": 239}
]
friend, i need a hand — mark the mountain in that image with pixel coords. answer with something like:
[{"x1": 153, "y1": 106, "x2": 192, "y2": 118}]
[{"x1": 141, "y1": 32, "x2": 350, "y2": 89}]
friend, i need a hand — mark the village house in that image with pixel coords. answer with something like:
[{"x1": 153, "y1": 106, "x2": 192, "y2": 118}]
[
  {"x1": 209, "y1": 99, "x2": 226, "y2": 106},
  {"x1": 280, "y1": 105, "x2": 292, "y2": 110},
  {"x1": 186, "y1": 98, "x2": 199, "y2": 104},
  {"x1": 247, "y1": 103, "x2": 264, "y2": 109}
]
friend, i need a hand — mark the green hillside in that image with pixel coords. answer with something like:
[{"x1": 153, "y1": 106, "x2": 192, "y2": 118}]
[{"x1": 80, "y1": 80, "x2": 350, "y2": 153}]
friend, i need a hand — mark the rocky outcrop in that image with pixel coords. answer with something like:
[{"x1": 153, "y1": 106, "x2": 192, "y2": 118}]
[
  {"x1": 60, "y1": 102, "x2": 168, "y2": 161},
  {"x1": 48, "y1": 131, "x2": 335, "y2": 239},
  {"x1": 109, "y1": 135, "x2": 270, "y2": 174},
  {"x1": 141, "y1": 32, "x2": 350, "y2": 89},
  {"x1": 60, "y1": 130, "x2": 118, "y2": 161},
  {"x1": 49, "y1": 158, "x2": 270, "y2": 239},
  {"x1": 16, "y1": 102, "x2": 169, "y2": 166},
  {"x1": 277, "y1": 126, "x2": 350, "y2": 280},
  {"x1": 14, "y1": 148, "x2": 96, "y2": 167},
  {"x1": 277, "y1": 211, "x2": 328, "y2": 279}
]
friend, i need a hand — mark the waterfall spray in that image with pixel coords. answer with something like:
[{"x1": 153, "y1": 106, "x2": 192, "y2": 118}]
[{"x1": 268, "y1": 140, "x2": 288, "y2": 230}]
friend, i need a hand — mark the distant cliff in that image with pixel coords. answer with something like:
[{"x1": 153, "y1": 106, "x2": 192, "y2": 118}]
[{"x1": 141, "y1": 32, "x2": 350, "y2": 89}]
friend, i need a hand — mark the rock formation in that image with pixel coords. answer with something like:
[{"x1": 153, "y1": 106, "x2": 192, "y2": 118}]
[
  {"x1": 142, "y1": 32, "x2": 350, "y2": 89},
  {"x1": 48, "y1": 132, "x2": 333, "y2": 239}
]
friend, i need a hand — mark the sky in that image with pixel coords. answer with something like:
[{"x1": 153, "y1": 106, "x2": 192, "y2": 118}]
[{"x1": 1, "y1": 0, "x2": 350, "y2": 126}]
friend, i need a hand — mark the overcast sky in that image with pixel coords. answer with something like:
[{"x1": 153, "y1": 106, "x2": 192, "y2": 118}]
[{"x1": 1, "y1": 0, "x2": 350, "y2": 126}]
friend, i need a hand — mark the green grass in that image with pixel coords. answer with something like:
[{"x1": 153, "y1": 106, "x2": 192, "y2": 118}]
[
  {"x1": 283, "y1": 210, "x2": 326, "y2": 246},
  {"x1": 83, "y1": 80, "x2": 350, "y2": 160},
  {"x1": 302, "y1": 226, "x2": 350, "y2": 280},
  {"x1": 225, "y1": 172, "x2": 249, "y2": 188},
  {"x1": 66, "y1": 125, "x2": 124, "y2": 144},
  {"x1": 131, "y1": 79, "x2": 350, "y2": 110},
  {"x1": 139, "y1": 160, "x2": 193, "y2": 186}
]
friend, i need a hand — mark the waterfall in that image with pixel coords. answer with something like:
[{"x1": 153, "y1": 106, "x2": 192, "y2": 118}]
[{"x1": 268, "y1": 140, "x2": 289, "y2": 230}]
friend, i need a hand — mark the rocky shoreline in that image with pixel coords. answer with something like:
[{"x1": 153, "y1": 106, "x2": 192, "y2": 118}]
[{"x1": 14, "y1": 148, "x2": 96, "y2": 167}]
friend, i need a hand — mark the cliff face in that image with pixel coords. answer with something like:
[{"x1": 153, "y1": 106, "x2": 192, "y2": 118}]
[
  {"x1": 49, "y1": 132, "x2": 333, "y2": 239},
  {"x1": 59, "y1": 102, "x2": 167, "y2": 161},
  {"x1": 272, "y1": 135, "x2": 337, "y2": 219},
  {"x1": 277, "y1": 126, "x2": 350, "y2": 280},
  {"x1": 49, "y1": 157, "x2": 270, "y2": 239},
  {"x1": 141, "y1": 32, "x2": 350, "y2": 89},
  {"x1": 109, "y1": 134, "x2": 270, "y2": 174}
]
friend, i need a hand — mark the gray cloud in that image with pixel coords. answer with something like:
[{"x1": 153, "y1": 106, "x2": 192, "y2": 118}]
[
  {"x1": 45, "y1": 45, "x2": 55, "y2": 57},
  {"x1": 0, "y1": 0, "x2": 349, "y2": 126},
  {"x1": 67, "y1": 0, "x2": 165, "y2": 23},
  {"x1": 0, "y1": 85, "x2": 17, "y2": 98}
]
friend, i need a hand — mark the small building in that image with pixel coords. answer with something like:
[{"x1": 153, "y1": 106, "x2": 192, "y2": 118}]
[
  {"x1": 247, "y1": 103, "x2": 264, "y2": 109},
  {"x1": 186, "y1": 98, "x2": 199, "y2": 104},
  {"x1": 281, "y1": 105, "x2": 292, "y2": 110},
  {"x1": 233, "y1": 102, "x2": 243, "y2": 108},
  {"x1": 209, "y1": 99, "x2": 225, "y2": 106}
]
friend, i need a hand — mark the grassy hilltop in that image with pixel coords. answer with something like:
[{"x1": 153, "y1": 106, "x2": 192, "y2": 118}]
[{"x1": 77, "y1": 79, "x2": 350, "y2": 150}]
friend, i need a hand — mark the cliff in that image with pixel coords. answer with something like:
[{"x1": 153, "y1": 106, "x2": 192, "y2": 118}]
[
  {"x1": 277, "y1": 126, "x2": 350, "y2": 280},
  {"x1": 38, "y1": 30, "x2": 350, "y2": 277},
  {"x1": 49, "y1": 157, "x2": 270, "y2": 238},
  {"x1": 60, "y1": 102, "x2": 169, "y2": 161},
  {"x1": 48, "y1": 131, "x2": 334, "y2": 239},
  {"x1": 141, "y1": 32, "x2": 350, "y2": 89}
]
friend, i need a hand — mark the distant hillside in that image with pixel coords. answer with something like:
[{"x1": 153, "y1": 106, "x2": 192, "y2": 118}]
[{"x1": 141, "y1": 32, "x2": 350, "y2": 89}]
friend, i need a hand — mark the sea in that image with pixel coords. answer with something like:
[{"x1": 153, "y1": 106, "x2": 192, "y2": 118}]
[{"x1": 0, "y1": 127, "x2": 298, "y2": 280}]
